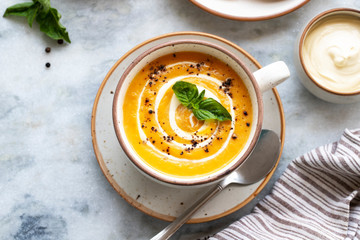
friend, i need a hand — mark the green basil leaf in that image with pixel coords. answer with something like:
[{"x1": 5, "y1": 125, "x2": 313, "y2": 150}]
[
  {"x1": 191, "y1": 89, "x2": 205, "y2": 109},
  {"x1": 36, "y1": 7, "x2": 71, "y2": 43},
  {"x1": 192, "y1": 109, "x2": 218, "y2": 120},
  {"x1": 172, "y1": 80, "x2": 232, "y2": 121},
  {"x1": 3, "y1": 2, "x2": 39, "y2": 27},
  {"x1": 172, "y1": 81, "x2": 199, "y2": 108},
  {"x1": 3, "y1": 2, "x2": 34, "y2": 18},
  {"x1": 35, "y1": 0, "x2": 51, "y2": 13},
  {"x1": 26, "y1": 3, "x2": 39, "y2": 27},
  {"x1": 3, "y1": 0, "x2": 71, "y2": 43},
  {"x1": 197, "y1": 98, "x2": 232, "y2": 121}
]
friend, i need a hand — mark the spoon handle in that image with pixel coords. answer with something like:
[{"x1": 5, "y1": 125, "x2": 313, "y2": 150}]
[{"x1": 151, "y1": 184, "x2": 225, "y2": 240}]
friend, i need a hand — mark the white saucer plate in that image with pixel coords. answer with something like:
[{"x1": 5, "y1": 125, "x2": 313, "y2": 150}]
[
  {"x1": 91, "y1": 32, "x2": 285, "y2": 223},
  {"x1": 189, "y1": 0, "x2": 309, "y2": 21}
]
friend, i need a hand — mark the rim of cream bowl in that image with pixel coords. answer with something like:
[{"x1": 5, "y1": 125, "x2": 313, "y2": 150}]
[
  {"x1": 112, "y1": 39, "x2": 263, "y2": 186},
  {"x1": 299, "y1": 8, "x2": 360, "y2": 96},
  {"x1": 188, "y1": 0, "x2": 310, "y2": 21}
]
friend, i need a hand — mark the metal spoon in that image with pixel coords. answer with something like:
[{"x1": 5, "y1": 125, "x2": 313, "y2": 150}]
[{"x1": 151, "y1": 129, "x2": 281, "y2": 240}]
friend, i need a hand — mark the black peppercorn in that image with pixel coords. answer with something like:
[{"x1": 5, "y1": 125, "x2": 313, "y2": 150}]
[
  {"x1": 45, "y1": 47, "x2": 51, "y2": 53},
  {"x1": 45, "y1": 62, "x2": 51, "y2": 68}
]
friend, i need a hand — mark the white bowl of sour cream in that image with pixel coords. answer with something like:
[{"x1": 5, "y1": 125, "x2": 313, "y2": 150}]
[{"x1": 295, "y1": 8, "x2": 360, "y2": 103}]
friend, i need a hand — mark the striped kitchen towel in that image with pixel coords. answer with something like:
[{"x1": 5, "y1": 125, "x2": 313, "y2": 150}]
[{"x1": 211, "y1": 129, "x2": 360, "y2": 240}]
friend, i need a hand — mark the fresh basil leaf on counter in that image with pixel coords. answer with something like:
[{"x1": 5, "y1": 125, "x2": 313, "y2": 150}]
[
  {"x1": 3, "y1": 2, "x2": 34, "y2": 17},
  {"x1": 37, "y1": 7, "x2": 70, "y2": 43},
  {"x1": 37, "y1": 0, "x2": 50, "y2": 12},
  {"x1": 26, "y1": 4, "x2": 40, "y2": 27},
  {"x1": 3, "y1": 0, "x2": 71, "y2": 43},
  {"x1": 172, "y1": 81, "x2": 232, "y2": 121}
]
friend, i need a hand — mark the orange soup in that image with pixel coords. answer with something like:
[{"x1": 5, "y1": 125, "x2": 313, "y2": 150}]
[{"x1": 123, "y1": 52, "x2": 252, "y2": 179}]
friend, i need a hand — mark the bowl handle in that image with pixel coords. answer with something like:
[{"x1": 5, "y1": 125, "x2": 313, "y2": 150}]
[{"x1": 253, "y1": 61, "x2": 290, "y2": 92}]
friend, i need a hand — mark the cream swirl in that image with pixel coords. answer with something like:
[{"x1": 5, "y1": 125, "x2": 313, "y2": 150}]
[{"x1": 136, "y1": 63, "x2": 235, "y2": 162}]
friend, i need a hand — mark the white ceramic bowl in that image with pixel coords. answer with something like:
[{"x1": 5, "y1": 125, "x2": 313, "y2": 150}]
[
  {"x1": 295, "y1": 8, "x2": 360, "y2": 104},
  {"x1": 112, "y1": 39, "x2": 289, "y2": 187}
]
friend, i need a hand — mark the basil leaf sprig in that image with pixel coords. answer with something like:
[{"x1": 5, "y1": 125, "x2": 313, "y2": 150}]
[
  {"x1": 3, "y1": 0, "x2": 71, "y2": 43},
  {"x1": 172, "y1": 81, "x2": 232, "y2": 121}
]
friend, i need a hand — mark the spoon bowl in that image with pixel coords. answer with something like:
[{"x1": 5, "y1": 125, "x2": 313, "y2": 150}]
[{"x1": 151, "y1": 129, "x2": 281, "y2": 240}]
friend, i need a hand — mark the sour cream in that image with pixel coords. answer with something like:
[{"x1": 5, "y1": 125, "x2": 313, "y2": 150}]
[{"x1": 302, "y1": 15, "x2": 360, "y2": 93}]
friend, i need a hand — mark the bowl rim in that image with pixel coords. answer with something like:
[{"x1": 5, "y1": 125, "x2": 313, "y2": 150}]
[
  {"x1": 112, "y1": 39, "x2": 264, "y2": 186},
  {"x1": 298, "y1": 8, "x2": 360, "y2": 96},
  {"x1": 188, "y1": 0, "x2": 310, "y2": 21}
]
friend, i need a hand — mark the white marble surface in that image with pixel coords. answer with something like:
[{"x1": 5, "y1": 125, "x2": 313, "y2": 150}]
[{"x1": 1, "y1": 0, "x2": 360, "y2": 239}]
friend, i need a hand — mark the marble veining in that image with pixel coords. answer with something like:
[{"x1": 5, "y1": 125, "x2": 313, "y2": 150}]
[
  {"x1": 2, "y1": 197, "x2": 67, "y2": 240},
  {"x1": 1, "y1": 0, "x2": 360, "y2": 239},
  {"x1": 14, "y1": 214, "x2": 67, "y2": 240}
]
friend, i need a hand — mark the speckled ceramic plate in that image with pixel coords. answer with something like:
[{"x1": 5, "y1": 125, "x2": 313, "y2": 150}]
[
  {"x1": 91, "y1": 32, "x2": 285, "y2": 223},
  {"x1": 189, "y1": 0, "x2": 309, "y2": 21}
]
